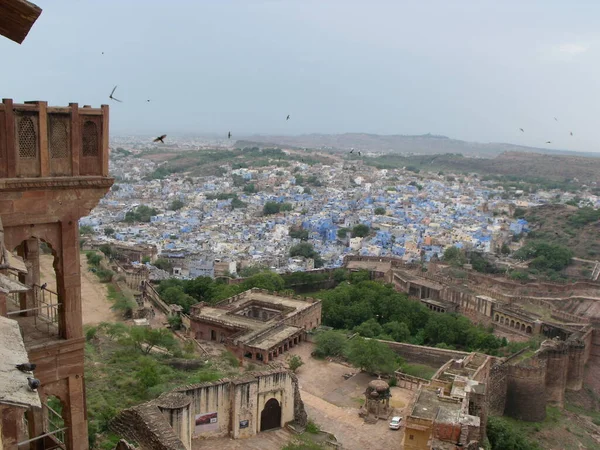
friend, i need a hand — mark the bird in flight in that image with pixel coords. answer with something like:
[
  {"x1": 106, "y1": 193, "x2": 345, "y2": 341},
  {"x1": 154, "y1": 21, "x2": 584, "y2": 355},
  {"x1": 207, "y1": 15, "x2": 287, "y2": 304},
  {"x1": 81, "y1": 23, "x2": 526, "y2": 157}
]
[
  {"x1": 16, "y1": 363, "x2": 36, "y2": 372},
  {"x1": 554, "y1": 117, "x2": 558, "y2": 121},
  {"x1": 228, "y1": 132, "x2": 232, "y2": 139},
  {"x1": 153, "y1": 135, "x2": 167, "y2": 143},
  {"x1": 519, "y1": 128, "x2": 524, "y2": 132},
  {"x1": 358, "y1": 151, "x2": 362, "y2": 156},
  {"x1": 109, "y1": 86, "x2": 122, "y2": 103},
  {"x1": 570, "y1": 131, "x2": 573, "y2": 136},
  {"x1": 286, "y1": 115, "x2": 290, "y2": 120},
  {"x1": 546, "y1": 141, "x2": 552, "y2": 144},
  {"x1": 147, "y1": 99, "x2": 151, "y2": 103},
  {"x1": 350, "y1": 149, "x2": 354, "y2": 154}
]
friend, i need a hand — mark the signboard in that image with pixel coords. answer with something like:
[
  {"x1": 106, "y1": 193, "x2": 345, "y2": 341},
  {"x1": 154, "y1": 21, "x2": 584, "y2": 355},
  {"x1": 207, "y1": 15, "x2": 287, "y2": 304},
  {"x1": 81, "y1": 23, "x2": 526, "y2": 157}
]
[
  {"x1": 239, "y1": 420, "x2": 249, "y2": 429},
  {"x1": 195, "y1": 412, "x2": 218, "y2": 433}
]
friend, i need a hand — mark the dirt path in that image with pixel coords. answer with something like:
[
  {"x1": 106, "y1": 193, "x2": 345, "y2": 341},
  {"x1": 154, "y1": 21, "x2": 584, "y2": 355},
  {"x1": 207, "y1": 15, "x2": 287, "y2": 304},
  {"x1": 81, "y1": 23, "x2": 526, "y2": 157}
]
[{"x1": 39, "y1": 254, "x2": 118, "y2": 325}]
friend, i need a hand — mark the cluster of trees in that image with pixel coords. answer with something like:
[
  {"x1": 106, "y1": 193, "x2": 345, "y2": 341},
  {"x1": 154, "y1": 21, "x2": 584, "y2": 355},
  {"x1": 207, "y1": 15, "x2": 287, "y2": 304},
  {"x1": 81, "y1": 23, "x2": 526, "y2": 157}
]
[
  {"x1": 514, "y1": 241, "x2": 573, "y2": 272},
  {"x1": 124, "y1": 205, "x2": 159, "y2": 223},
  {"x1": 263, "y1": 201, "x2": 293, "y2": 215},
  {"x1": 295, "y1": 174, "x2": 323, "y2": 187},
  {"x1": 313, "y1": 331, "x2": 399, "y2": 374},
  {"x1": 205, "y1": 192, "x2": 237, "y2": 200},
  {"x1": 157, "y1": 272, "x2": 286, "y2": 313},
  {"x1": 289, "y1": 243, "x2": 324, "y2": 268},
  {"x1": 318, "y1": 274, "x2": 505, "y2": 354}
]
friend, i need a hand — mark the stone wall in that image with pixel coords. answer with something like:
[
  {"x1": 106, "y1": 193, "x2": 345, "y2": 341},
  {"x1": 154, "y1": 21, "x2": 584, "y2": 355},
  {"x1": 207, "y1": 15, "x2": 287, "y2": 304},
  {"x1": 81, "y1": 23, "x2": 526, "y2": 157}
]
[
  {"x1": 111, "y1": 369, "x2": 303, "y2": 448},
  {"x1": 538, "y1": 341, "x2": 569, "y2": 407},
  {"x1": 487, "y1": 364, "x2": 508, "y2": 416},
  {"x1": 109, "y1": 404, "x2": 187, "y2": 450},
  {"x1": 505, "y1": 360, "x2": 547, "y2": 422},
  {"x1": 378, "y1": 340, "x2": 468, "y2": 366}
]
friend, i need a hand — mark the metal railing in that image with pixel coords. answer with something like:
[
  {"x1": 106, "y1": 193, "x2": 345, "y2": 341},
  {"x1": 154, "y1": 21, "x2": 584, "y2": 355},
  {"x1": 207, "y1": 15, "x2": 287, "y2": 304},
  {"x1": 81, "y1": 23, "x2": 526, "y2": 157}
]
[{"x1": 6, "y1": 283, "x2": 61, "y2": 338}]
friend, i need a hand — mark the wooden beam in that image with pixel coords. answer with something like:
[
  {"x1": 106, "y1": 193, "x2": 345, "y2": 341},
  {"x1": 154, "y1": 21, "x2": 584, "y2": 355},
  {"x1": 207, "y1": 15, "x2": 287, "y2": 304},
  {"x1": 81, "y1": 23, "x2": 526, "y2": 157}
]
[{"x1": 0, "y1": 0, "x2": 43, "y2": 44}]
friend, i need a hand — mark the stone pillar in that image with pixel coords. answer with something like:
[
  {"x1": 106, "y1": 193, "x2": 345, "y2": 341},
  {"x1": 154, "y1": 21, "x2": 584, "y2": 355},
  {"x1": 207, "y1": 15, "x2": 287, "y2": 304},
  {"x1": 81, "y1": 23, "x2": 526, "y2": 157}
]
[
  {"x1": 57, "y1": 220, "x2": 83, "y2": 340},
  {"x1": 64, "y1": 375, "x2": 88, "y2": 450},
  {"x1": 156, "y1": 393, "x2": 192, "y2": 450},
  {"x1": 23, "y1": 238, "x2": 40, "y2": 317},
  {"x1": 566, "y1": 342, "x2": 585, "y2": 391},
  {"x1": 0, "y1": 291, "x2": 7, "y2": 317}
]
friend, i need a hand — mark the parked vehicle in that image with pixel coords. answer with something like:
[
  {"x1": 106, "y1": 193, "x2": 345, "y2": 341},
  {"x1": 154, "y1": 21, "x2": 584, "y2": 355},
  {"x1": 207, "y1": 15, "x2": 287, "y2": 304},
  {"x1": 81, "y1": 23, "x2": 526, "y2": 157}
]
[{"x1": 389, "y1": 416, "x2": 402, "y2": 430}]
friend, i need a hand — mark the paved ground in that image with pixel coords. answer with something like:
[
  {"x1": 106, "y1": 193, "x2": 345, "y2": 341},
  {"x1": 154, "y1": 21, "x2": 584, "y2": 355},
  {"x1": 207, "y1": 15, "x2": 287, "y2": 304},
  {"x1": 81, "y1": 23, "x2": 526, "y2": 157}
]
[
  {"x1": 192, "y1": 428, "x2": 292, "y2": 450},
  {"x1": 279, "y1": 342, "x2": 412, "y2": 450},
  {"x1": 39, "y1": 254, "x2": 118, "y2": 325}
]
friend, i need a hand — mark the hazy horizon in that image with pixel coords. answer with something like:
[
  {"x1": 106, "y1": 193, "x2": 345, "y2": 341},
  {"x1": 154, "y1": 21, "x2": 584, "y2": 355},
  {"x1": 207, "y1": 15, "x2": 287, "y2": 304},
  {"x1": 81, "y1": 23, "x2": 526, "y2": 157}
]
[{"x1": 2, "y1": 1, "x2": 600, "y2": 152}]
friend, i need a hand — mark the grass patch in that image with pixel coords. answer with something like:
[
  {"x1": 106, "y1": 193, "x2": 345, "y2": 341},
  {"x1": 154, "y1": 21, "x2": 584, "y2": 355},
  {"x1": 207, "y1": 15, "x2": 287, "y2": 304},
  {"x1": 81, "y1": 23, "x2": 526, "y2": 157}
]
[
  {"x1": 398, "y1": 363, "x2": 437, "y2": 380},
  {"x1": 305, "y1": 420, "x2": 320, "y2": 434},
  {"x1": 351, "y1": 397, "x2": 365, "y2": 406},
  {"x1": 86, "y1": 325, "x2": 239, "y2": 448}
]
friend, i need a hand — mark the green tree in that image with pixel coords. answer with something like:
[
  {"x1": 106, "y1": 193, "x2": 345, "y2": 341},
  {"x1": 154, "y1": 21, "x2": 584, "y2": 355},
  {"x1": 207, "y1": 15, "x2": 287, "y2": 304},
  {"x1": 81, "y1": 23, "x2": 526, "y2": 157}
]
[
  {"x1": 514, "y1": 241, "x2": 573, "y2": 271},
  {"x1": 161, "y1": 287, "x2": 196, "y2": 313},
  {"x1": 443, "y1": 246, "x2": 466, "y2": 267},
  {"x1": 352, "y1": 224, "x2": 370, "y2": 237},
  {"x1": 383, "y1": 321, "x2": 411, "y2": 342},
  {"x1": 313, "y1": 331, "x2": 348, "y2": 358},
  {"x1": 99, "y1": 244, "x2": 113, "y2": 258},
  {"x1": 243, "y1": 183, "x2": 257, "y2": 194},
  {"x1": 135, "y1": 357, "x2": 161, "y2": 391},
  {"x1": 289, "y1": 243, "x2": 324, "y2": 268},
  {"x1": 337, "y1": 228, "x2": 350, "y2": 238},
  {"x1": 500, "y1": 243, "x2": 511, "y2": 255},
  {"x1": 153, "y1": 258, "x2": 173, "y2": 272},
  {"x1": 169, "y1": 199, "x2": 185, "y2": 211},
  {"x1": 79, "y1": 225, "x2": 94, "y2": 235},
  {"x1": 287, "y1": 354, "x2": 304, "y2": 373},
  {"x1": 346, "y1": 337, "x2": 398, "y2": 374},
  {"x1": 289, "y1": 228, "x2": 309, "y2": 240},
  {"x1": 104, "y1": 227, "x2": 115, "y2": 236},
  {"x1": 263, "y1": 201, "x2": 281, "y2": 215},
  {"x1": 184, "y1": 277, "x2": 216, "y2": 302},
  {"x1": 231, "y1": 195, "x2": 247, "y2": 209},
  {"x1": 280, "y1": 203, "x2": 293, "y2": 212},
  {"x1": 353, "y1": 318, "x2": 383, "y2": 338},
  {"x1": 127, "y1": 327, "x2": 178, "y2": 355},
  {"x1": 124, "y1": 205, "x2": 159, "y2": 223},
  {"x1": 241, "y1": 272, "x2": 285, "y2": 292},
  {"x1": 86, "y1": 252, "x2": 102, "y2": 267},
  {"x1": 374, "y1": 207, "x2": 386, "y2": 215},
  {"x1": 142, "y1": 256, "x2": 151, "y2": 264}
]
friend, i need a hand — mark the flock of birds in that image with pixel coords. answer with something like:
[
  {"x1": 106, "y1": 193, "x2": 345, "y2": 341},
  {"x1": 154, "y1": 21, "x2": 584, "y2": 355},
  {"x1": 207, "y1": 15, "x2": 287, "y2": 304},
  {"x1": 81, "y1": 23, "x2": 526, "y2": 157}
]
[
  {"x1": 519, "y1": 117, "x2": 574, "y2": 145},
  {"x1": 16, "y1": 363, "x2": 40, "y2": 392},
  {"x1": 108, "y1": 85, "x2": 291, "y2": 145},
  {"x1": 108, "y1": 84, "x2": 574, "y2": 151}
]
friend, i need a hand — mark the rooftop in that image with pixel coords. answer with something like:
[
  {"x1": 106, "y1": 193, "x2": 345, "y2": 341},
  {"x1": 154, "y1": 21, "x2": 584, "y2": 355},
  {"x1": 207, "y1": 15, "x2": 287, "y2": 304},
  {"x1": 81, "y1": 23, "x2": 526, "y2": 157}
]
[
  {"x1": 410, "y1": 388, "x2": 461, "y2": 421},
  {"x1": 0, "y1": 315, "x2": 42, "y2": 408}
]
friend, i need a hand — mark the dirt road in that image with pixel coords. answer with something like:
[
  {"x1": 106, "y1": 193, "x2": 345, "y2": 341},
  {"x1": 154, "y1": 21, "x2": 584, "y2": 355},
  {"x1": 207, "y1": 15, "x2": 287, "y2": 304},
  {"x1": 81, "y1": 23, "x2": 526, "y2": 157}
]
[{"x1": 39, "y1": 254, "x2": 118, "y2": 325}]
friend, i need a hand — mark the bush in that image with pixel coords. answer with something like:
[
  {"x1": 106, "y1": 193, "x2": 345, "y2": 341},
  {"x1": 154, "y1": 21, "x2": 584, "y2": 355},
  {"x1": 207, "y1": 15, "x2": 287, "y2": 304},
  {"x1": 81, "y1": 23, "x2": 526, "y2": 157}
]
[
  {"x1": 305, "y1": 420, "x2": 320, "y2": 434},
  {"x1": 487, "y1": 416, "x2": 540, "y2": 450},
  {"x1": 86, "y1": 252, "x2": 102, "y2": 267},
  {"x1": 168, "y1": 199, "x2": 185, "y2": 211},
  {"x1": 287, "y1": 354, "x2": 304, "y2": 373},
  {"x1": 85, "y1": 326, "x2": 98, "y2": 342},
  {"x1": 96, "y1": 269, "x2": 114, "y2": 283},
  {"x1": 374, "y1": 207, "x2": 386, "y2": 215},
  {"x1": 167, "y1": 315, "x2": 182, "y2": 330},
  {"x1": 352, "y1": 224, "x2": 370, "y2": 237}
]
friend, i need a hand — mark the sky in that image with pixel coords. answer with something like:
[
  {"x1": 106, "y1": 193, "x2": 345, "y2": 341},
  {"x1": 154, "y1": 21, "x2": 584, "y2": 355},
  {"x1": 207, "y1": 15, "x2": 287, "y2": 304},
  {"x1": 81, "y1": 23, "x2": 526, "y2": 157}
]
[{"x1": 2, "y1": 0, "x2": 600, "y2": 152}]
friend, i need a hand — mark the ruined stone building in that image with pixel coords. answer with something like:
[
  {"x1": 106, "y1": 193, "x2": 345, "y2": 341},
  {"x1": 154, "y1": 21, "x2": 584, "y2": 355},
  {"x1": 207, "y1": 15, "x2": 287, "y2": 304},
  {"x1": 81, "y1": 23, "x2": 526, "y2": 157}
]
[
  {"x1": 0, "y1": 99, "x2": 112, "y2": 449},
  {"x1": 189, "y1": 288, "x2": 322, "y2": 363},
  {"x1": 110, "y1": 369, "x2": 307, "y2": 450},
  {"x1": 402, "y1": 352, "x2": 490, "y2": 450}
]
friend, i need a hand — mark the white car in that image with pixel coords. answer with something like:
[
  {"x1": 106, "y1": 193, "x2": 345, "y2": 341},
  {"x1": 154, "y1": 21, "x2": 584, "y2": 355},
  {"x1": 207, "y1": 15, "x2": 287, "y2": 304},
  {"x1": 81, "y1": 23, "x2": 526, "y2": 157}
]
[{"x1": 389, "y1": 416, "x2": 402, "y2": 430}]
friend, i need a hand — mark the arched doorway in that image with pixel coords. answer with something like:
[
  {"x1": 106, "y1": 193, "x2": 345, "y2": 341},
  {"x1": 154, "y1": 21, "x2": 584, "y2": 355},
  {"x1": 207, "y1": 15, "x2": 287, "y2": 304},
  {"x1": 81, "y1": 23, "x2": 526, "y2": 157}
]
[{"x1": 260, "y1": 398, "x2": 281, "y2": 431}]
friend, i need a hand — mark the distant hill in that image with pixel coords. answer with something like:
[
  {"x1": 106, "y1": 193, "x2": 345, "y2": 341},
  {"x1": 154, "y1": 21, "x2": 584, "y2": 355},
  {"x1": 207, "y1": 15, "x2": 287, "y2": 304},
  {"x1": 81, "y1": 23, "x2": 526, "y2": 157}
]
[{"x1": 236, "y1": 133, "x2": 600, "y2": 158}]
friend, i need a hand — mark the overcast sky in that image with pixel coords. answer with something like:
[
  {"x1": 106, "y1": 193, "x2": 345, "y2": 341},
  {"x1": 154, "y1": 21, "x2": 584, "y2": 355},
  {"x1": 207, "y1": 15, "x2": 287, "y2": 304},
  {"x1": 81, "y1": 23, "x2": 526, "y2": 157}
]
[{"x1": 2, "y1": 0, "x2": 599, "y2": 152}]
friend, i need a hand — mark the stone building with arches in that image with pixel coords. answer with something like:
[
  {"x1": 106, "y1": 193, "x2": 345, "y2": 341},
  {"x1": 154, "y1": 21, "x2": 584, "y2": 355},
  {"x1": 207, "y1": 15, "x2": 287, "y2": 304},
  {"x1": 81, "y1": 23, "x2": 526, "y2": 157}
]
[
  {"x1": 109, "y1": 369, "x2": 307, "y2": 449},
  {"x1": 0, "y1": 99, "x2": 112, "y2": 449}
]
